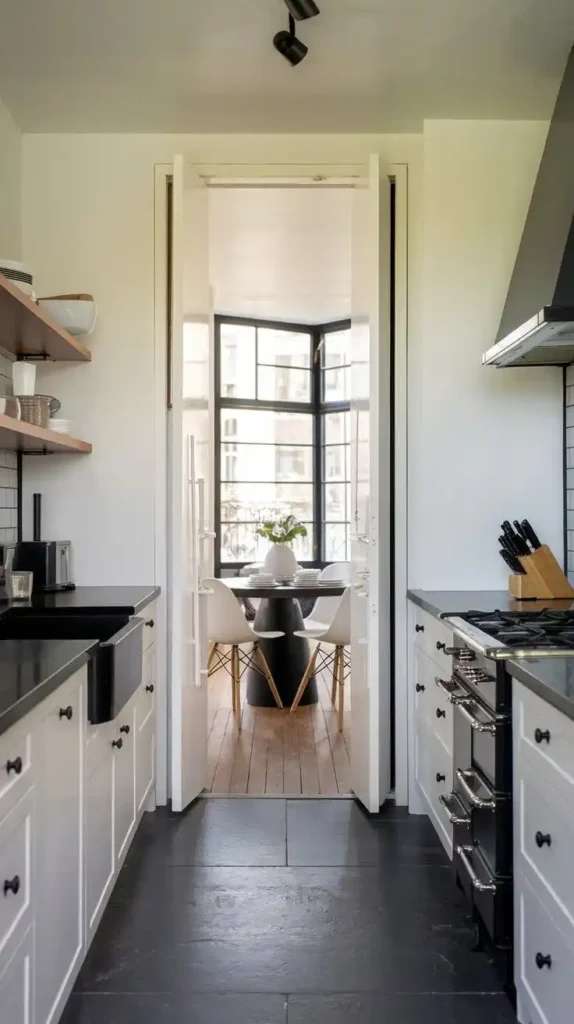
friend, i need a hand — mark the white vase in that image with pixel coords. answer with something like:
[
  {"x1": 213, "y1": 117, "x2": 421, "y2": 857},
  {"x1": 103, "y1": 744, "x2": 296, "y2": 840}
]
[{"x1": 263, "y1": 543, "x2": 298, "y2": 577}]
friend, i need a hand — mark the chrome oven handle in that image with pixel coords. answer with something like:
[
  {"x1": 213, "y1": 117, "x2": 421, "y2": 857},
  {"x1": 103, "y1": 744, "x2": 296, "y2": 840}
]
[
  {"x1": 439, "y1": 794, "x2": 470, "y2": 826},
  {"x1": 434, "y1": 677, "x2": 475, "y2": 706},
  {"x1": 456, "y1": 769, "x2": 496, "y2": 810},
  {"x1": 456, "y1": 701, "x2": 497, "y2": 734},
  {"x1": 456, "y1": 845, "x2": 497, "y2": 893}
]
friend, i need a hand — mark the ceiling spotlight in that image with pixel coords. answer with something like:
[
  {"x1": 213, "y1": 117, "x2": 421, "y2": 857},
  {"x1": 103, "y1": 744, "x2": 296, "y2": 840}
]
[
  {"x1": 273, "y1": 15, "x2": 309, "y2": 65},
  {"x1": 283, "y1": 0, "x2": 320, "y2": 20}
]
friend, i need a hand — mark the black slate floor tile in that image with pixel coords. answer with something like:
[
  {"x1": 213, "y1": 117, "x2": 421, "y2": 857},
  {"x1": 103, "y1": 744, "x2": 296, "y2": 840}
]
[
  {"x1": 125, "y1": 797, "x2": 287, "y2": 866},
  {"x1": 287, "y1": 993, "x2": 516, "y2": 1023},
  {"x1": 287, "y1": 799, "x2": 445, "y2": 866},
  {"x1": 61, "y1": 993, "x2": 287, "y2": 1023}
]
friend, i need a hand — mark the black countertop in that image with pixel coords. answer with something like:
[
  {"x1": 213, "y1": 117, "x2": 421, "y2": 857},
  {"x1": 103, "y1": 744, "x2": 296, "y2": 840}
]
[
  {"x1": 0, "y1": 585, "x2": 160, "y2": 616},
  {"x1": 0, "y1": 638, "x2": 99, "y2": 737},
  {"x1": 509, "y1": 658, "x2": 574, "y2": 722},
  {"x1": 407, "y1": 589, "x2": 574, "y2": 619}
]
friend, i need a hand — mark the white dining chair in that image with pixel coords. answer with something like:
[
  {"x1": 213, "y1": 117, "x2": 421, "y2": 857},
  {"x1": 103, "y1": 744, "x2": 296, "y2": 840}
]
[
  {"x1": 291, "y1": 585, "x2": 351, "y2": 731},
  {"x1": 303, "y1": 561, "x2": 352, "y2": 631},
  {"x1": 204, "y1": 578, "x2": 284, "y2": 729}
]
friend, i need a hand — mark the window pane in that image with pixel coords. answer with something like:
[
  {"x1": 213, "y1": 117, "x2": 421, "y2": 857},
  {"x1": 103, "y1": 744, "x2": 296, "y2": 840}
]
[
  {"x1": 324, "y1": 524, "x2": 348, "y2": 561},
  {"x1": 291, "y1": 525, "x2": 313, "y2": 562},
  {"x1": 220, "y1": 522, "x2": 314, "y2": 564},
  {"x1": 323, "y1": 444, "x2": 349, "y2": 482},
  {"x1": 220, "y1": 408, "x2": 313, "y2": 446},
  {"x1": 220, "y1": 443, "x2": 312, "y2": 483},
  {"x1": 221, "y1": 483, "x2": 313, "y2": 523},
  {"x1": 324, "y1": 410, "x2": 351, "y2": 445},
  {"x1": 322, "y1": 328, "x2": 351, "y2": 368},
  {"x1": 323, "y1": 365, "x2": 349, "y2": 402},
  {"x1": 257, "y1": 328, "x2": 311, "y2": 369},
  {"x1": 220, "y1": 323, "x2": 256, "y2": 399},
  {"x1": 258, "y1": 365, "x2": 311, "y2": 402},
  {"x1": 323, "y1": 483, "x2": 349, "y2": 521}
]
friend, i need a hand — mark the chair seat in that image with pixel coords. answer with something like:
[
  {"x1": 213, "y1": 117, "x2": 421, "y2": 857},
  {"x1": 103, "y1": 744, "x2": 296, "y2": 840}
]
[
  {"x1": 301, "y1": 618, "x2": 329, "y2": 633},
  {"x1": 253, "y1": 629, "x2": 285, "y2": 640},
  {"x1": 293, "y1": 627, "x2": 329, "y2": 640}
]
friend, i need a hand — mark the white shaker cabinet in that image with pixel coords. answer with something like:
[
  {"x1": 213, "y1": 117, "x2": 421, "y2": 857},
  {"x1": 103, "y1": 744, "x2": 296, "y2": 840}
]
[
  {"x1": 85, "y1": 722, "x2": 115, "y2": 943},
  {"x1": 113, "y1": 699, "x2": 137, "y2": 865},
  {"x1": 0, "y1": 926, "x2": 33, "y2": 1024},
  {"x1": 35, "y1": 670, "x2": 84, "y2": 1024}
]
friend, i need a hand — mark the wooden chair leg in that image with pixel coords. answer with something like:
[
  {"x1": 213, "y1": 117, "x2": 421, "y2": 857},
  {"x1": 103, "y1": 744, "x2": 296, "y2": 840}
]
[
  {"x1": 337, "y1": 645, "x2": 345, "y2": 732},
  {"x1": 291, "y1": 644, "x2": 320, "y2": 713},
  {"x1": 207, "y1": 642, "x2": 218, "y2": 673},
  {"x1": 331, "y1": 647, "x2": 340, "y2": 706},
  {"x1": 232, "y1": 645, "x2": 242, "y2": 731},
  {"x1": 230, "y1": 646, "x2": 237, "y2": 716},
  {"x1": 257, "y1": 647, "x2": 284, "y2": 709}
]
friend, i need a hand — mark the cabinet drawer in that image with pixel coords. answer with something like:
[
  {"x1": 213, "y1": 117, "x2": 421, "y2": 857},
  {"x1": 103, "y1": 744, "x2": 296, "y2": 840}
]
[
  {"x1": 0, "y1": 926, "x2": 33, "y2": 1024},
  {"x1": 0, "y1": 789, "x2": 33, "y2": 962},
  {"x1": 516, "y1": 684, "x2": 574, "y2": 788},
  {"x1": 141, "y1": 601, "x2": 157, "y2": 653},
  {"x1": 517, "y1": 753, "x2": 574, "y2": 929},
  {"x1": 136, "y1": 710, "x2": 155, "y2": 814},
  {"x1": 412, "y1": 606, "x2": 453, "y2": 670},
  {"x1": 414, "y1": 646, "x2": 453, "y2": 754},
  {"x1": 517, "y1": 870, "x2": 574, "y2": 1024},
  {"x1": 416, "y1": 720, "x2": 453, "y2": 856},
  {"x1": 0, "y1": 726, "x2": 32, "y2": 823},
  {"x1": 136, "y1": 648, "x2": 156, "y2": 730}
]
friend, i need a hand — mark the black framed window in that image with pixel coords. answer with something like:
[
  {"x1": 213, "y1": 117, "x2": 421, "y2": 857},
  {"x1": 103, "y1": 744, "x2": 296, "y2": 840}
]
[{"x1": 215, "y1": 315, "x2": 351, "y2": 572}]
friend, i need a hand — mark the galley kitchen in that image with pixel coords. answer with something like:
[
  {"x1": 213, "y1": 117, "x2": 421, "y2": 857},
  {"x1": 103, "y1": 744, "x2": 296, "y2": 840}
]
[{"x1": 409, "y1": 45, "x2": 574, "y2": 1024}]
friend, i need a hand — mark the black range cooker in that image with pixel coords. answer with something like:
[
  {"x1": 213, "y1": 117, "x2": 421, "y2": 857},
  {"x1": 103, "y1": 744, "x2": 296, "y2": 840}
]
[{"x1": 437, "y1": 608, "x2": 574, "y2": 992}]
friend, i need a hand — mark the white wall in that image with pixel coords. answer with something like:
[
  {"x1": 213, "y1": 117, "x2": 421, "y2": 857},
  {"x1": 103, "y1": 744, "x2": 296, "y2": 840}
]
[
  {"x1": 409, "y1": 119, "x2": 563, "y2": 590},
  {"x1": 20, "y1": 133, "x2": 422, "y2": 585},
  {"x1": 0, "y1": 95, "x2": 21, "y2": 257}
]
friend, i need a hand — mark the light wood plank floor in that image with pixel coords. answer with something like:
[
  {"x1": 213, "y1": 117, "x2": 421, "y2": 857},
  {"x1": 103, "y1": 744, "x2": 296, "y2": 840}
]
[{"x1": 207, "y1": 646, "x2": 351, "y2": 796}]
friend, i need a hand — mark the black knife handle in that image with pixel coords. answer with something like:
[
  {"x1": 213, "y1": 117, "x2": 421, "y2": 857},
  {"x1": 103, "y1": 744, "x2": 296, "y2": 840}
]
[
  {"x1": 500, "y1": 548, "x2": 524, "y2": 575},
  {"x1": 522, "y1": 519, "x2": 541, "y2": 550},
  {"x1": 513, "y1": 520, "x2": 532, "y2": 547}
]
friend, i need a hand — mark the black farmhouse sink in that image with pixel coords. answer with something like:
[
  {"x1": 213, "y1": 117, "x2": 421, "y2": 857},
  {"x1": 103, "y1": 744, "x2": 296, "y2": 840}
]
[{"x1": 0, "y1": 610, "x2": 143, "y2": 723}]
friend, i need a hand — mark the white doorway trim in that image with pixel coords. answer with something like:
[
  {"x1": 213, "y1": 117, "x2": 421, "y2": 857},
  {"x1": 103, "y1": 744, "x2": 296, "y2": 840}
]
[{"x1": 153, "y1": 159, "x2": 409, "y2": 808}]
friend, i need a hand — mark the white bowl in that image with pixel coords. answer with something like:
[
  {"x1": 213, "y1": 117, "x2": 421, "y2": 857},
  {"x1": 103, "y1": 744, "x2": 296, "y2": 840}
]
[
  {"x1": 0, "y1": 259, "x2": 32, "y2": 273},
  {"x1": 38, "y1": 296, "x2": 97, "y2": 337}
]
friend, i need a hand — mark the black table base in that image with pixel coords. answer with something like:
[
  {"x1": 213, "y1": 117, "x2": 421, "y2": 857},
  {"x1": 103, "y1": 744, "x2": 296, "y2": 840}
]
[{"x1": 247, "y1": 597, "x2": 318, "y2": 708}]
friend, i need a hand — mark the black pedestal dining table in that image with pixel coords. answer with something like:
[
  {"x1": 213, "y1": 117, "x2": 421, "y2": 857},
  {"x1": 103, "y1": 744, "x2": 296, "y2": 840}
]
[{"x1": 221, "y1": 577, "x2": 346, "y2": 708}]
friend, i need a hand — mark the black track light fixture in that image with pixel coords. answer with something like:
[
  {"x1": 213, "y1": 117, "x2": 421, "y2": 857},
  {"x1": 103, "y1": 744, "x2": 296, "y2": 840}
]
[
  {"x1": 283, "y1": 0, "x2": 321, "y2": 20},
  {"x1": 273, "y1": 13, "x2": 309, "y2": 66}
]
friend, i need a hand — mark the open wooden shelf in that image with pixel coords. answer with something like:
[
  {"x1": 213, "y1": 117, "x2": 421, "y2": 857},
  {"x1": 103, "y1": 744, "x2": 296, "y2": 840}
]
[
  {"x1": 0, "y1": 415, "x2": 92, "y2": 454},
  {"x1": 0, "y1": 275, "x2": 92, "y2": 362}
]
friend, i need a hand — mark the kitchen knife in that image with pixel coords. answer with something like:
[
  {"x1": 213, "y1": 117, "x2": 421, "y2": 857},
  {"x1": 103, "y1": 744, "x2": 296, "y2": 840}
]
[
  {"x1": 501, "y1": 521, "x2": 529, "y2": 556},
  {"x1": 513, "y1": 520, "x2": 533, "y2": 550},
  {"x1": 499, "y1": 532, "x2": 522, "y2": 560},
  {"x1": 521, "y1": 519, "x2": 542, "y2": 550},
  {"x1": 499, "y1": 548, "x2": 525, "y2": 575}
]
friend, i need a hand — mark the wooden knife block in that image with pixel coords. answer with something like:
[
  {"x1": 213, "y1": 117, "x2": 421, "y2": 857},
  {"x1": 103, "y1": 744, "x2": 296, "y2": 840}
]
[{"x1": 508, "y1": 544, "x2": 574, "y2": 600}]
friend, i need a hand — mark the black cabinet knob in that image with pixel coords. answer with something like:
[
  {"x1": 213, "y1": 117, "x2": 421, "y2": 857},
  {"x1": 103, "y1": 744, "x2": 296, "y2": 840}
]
[
  {"x1": 436, "y1": 641, "x2": 446, "y2": 651},
  {"x1": 6, "y1": 757, "x2": 22, "y2": 776},
  {"x1": 415, "y1": 683, "x2": 425, "y2": 693},
  {"x1": 145, "y1": 619, "x2": 155, "y2": 628},
  {"x1": 3, "y1": 875, "x2": 20, "y2": 896},
  {"x1": 535, "y1": 831, "x2": 552, "y2": 848},
  {"x1": 112, "y1": 738, "x2": 123, "y2": 750},
  {"x1": 535, "y1": 952, "x2": 552, "y2": 970},
  {"x1": 119, "y1": 724, "x2": 130, "y2": 735},
  {"x1": 59, "y1": 706, "x2": 73, "y2": 721},
  {"x1": 145, "y1": 684, "x2": 155, "y2": 694},
  {"x1": 534, "y1": 728, "x2": 551, "y2": 744},
  {"x1": 415, "y1": 624, "x2": 424, "y2": 633},
  {"x1": 436, "y1": 773, "x2": 446, "y2": 783},
  {"x1": 436, "y1": 708, "x2": 446, "y2": 719}
]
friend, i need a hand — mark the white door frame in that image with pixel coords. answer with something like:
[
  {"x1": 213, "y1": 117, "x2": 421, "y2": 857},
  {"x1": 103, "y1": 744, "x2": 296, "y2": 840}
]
[{"x1": 153, "y1": 160, "x2": 409, "y2": 808}]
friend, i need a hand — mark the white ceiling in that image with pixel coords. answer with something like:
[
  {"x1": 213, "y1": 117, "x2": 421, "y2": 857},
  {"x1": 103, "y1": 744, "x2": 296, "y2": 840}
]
[
  {"x1": 0, "y1": 0, "x2": 572, "y2": 132},
  {"x1": 208, "y1": 186, "x2": 352, "y2": 322}
]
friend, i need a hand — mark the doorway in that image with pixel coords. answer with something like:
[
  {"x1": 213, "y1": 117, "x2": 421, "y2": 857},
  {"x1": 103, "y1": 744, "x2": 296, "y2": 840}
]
[{"x1": 157, "y1": 160, "x2": 407, "y2": 813}]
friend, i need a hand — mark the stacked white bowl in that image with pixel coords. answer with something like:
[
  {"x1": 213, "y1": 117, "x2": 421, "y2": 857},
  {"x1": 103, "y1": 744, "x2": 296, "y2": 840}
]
[
  {"x1": 248, "y1": 572, "x2": 276, "y2": 587},
  {"x1": 0, "y1": 260, "x2": 34, "y2": 297},
  {"x1": 294, "y1": 568, "x2": 321, "y2": 587}
]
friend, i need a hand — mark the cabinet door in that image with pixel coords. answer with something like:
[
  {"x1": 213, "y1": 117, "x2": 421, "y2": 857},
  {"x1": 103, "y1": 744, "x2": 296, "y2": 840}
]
[
  {"x1": 0, "y1": 926, "x2": 33, "y2": 1024},
  {"x1": 136, "y1": 649, "x2": 156, "y2": 815},
  {"x1": 36, "y1": 671, "x2": 84, "y2": 1024},
  {"x1": 113, "y1": 703, "x2": 136, "y2": 865},
  {"x1": 85, "y1": 735, "x2": 115, "y2": 941}
]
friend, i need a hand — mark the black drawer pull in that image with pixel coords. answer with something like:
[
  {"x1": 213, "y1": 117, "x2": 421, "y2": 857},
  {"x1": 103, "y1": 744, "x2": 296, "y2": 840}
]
[
  {"x1": 535, "y1": 831, "x2": 552, "y2": 848},
  {"x1": 436, "y1": 641, "x2": 446, "y2": 651},
  {"x1": 415, "y1": 683, "x2": 425, "y2": 693},
  {"x1": 3, "y1": 875, "x2": 20, "y2": 897},
  {"x1": 59, "y1": 706, "x2": 73, "y2": 720},
  {"x1": 6, "y1": 757, "x2": 22, "y2": 776},
  {"x1": 415, "y1": 624, "x2": 424, "y2": 633},
  {"x1": 146, "y1": 684, "x2": 155, "y2": 694},
  {"x1": 436, "y1": 708, "x2": 446, "y2": 719},
  {"x1": 112, "y1": 738, "x2": 123, "y2": 750},
  {"x1": 145, "y1": 619, "x2": 155, "y2": 628},
  {"x1": 119, "y1": 724, "x2": 130, "y2": 735},
  {"x1": 534, "y1": 728, "x2": 551, "y2": 744},
  {"x1": 436, "y1": 773, "x2": 446, "y2": 783},
  {"x1": 535, "y1": 952, "x2": 552, "y2": 970}
]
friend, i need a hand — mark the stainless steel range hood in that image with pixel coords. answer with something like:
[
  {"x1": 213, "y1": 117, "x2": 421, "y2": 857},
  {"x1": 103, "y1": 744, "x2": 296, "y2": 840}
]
[{"x1": 483, "y1": 47, "x2": 574, "y2": 368}]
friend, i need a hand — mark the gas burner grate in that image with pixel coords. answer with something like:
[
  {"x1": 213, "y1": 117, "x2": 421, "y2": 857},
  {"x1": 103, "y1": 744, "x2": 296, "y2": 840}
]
[{"x1": 462, "y1": 608, "x2": 574, "y2": 651}]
